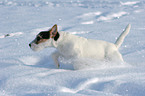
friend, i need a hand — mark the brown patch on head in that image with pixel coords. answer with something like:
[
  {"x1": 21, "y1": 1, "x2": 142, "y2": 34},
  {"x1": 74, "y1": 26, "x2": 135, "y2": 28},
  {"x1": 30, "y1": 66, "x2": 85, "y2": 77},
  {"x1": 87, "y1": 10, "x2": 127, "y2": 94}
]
[
  {"x1": 34, "y1": 24, "x2": 59, "y2": 45},
  {"x1": 35, "y1": 34, "x2": 49, "y2": 44},
  {"x1": 36, "y1": 38, "x2": 48, "y2": 44},
  {"x1": 38, "y1": 31, "x2": 50, "y2": 39}
]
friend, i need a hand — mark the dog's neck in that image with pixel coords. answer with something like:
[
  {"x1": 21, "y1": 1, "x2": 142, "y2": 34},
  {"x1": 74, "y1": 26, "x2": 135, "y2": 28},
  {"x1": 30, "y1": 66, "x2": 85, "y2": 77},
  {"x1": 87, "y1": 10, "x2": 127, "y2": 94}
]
[{"x1": 51, "y1": 31, "x2": 66, "y2": 48}]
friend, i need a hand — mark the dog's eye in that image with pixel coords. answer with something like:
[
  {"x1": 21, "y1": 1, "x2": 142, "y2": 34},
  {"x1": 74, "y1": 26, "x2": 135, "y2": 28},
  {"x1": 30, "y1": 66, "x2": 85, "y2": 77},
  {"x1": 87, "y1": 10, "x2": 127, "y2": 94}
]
[
  {"x1": 36, "y1": 37, "x2": 41, "y2": 41},
  {"x1": 39, "y1": 32, "x2": 50, "y2": 39},
  {"x1": 42, "y1": 35, "x2": 50, "y2": 39}
]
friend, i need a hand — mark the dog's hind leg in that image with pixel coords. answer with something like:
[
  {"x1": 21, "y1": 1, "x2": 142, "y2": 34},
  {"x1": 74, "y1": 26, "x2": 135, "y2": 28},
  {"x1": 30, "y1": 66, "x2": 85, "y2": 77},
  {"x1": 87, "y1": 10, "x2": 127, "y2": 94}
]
[
  {"x1": 52, "y1": 51, "x2": 60, "y2": 68},
  {"x1": 113, "y1": 51, "x2": 124, "y2": 62},
  {"x1": 106, "y1": 51, "x2": 124, "y2": 62}
]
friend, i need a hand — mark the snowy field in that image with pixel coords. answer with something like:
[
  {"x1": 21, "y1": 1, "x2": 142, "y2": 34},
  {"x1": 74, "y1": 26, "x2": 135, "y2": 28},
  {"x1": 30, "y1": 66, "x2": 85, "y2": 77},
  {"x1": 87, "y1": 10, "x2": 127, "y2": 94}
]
[{"x1": 0, "y1": 0, "x2": 145, "y2": 96}]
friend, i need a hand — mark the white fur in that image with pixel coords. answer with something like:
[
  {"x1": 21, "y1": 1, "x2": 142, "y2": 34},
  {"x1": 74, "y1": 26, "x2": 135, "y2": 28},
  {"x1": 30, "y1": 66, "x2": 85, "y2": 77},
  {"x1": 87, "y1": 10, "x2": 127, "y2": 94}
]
[{"x1": 30, "y1": 24, "x2": 131, "y2": 68}]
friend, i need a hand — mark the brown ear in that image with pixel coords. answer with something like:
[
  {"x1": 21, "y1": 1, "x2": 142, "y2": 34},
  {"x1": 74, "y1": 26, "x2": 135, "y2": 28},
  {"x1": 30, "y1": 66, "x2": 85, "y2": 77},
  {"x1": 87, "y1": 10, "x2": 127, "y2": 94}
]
[{"x1": 50, "y1": 24, "x2": 58, "y2": 38}]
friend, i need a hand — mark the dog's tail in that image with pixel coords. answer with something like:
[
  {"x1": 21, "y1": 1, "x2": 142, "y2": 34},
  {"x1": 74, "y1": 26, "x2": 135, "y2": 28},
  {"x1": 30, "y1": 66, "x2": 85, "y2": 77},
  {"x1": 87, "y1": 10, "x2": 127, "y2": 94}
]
[{"x1": 115, "y1": 24, "x2": 131, "y2": 49}]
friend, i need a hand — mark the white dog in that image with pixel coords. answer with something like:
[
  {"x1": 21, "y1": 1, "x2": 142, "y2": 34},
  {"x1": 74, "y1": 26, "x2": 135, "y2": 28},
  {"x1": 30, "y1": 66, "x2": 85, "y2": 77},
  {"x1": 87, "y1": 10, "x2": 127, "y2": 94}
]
[{"x1": 29, "y1": 24, "x2": 131, "y2": 68}]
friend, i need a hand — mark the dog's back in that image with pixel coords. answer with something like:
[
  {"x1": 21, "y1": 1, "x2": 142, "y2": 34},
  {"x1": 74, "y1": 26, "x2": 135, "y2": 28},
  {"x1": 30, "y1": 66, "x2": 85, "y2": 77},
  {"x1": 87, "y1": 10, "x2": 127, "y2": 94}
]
[{"x1": 56, "y1": 32, "x2": 118, "y2": 61}]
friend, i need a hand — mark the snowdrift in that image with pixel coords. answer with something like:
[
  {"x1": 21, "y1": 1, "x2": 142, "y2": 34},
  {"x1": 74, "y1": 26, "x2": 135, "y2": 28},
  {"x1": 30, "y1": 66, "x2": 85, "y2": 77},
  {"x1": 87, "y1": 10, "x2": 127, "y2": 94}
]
[{"x1": 0, "y1": 0, "x2": 145, "y2": 96}]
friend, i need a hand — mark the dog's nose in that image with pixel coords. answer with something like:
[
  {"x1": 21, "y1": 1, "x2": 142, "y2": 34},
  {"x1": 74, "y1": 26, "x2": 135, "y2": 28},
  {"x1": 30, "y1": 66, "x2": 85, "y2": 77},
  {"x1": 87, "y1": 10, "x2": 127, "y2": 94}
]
[{"x1": 29, "y1": 44, "x2": 31, "y2": 47}]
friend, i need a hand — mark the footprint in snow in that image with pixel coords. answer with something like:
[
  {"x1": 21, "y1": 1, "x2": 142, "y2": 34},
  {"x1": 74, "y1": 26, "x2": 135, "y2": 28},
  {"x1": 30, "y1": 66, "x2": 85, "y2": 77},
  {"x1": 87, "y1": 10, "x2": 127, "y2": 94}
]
[
  {"x1": 0, "y1": 32, "x2": 23, "y2": 39},
  {"x1": 97, "y1": 11, "x2": 128, "y2": 22},
  {"x1": 77, "y1": 11, "x2": 102, "y2": 25},
  {"x1": 79, "y1": 11, "x2": 128, "y2": 24}
]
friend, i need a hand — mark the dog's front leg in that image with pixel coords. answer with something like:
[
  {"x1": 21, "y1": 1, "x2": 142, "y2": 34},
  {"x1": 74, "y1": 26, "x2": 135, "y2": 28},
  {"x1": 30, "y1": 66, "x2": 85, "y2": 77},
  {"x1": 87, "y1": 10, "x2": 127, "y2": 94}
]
[{"x1": 51, "y1": 51, "x2": 60, "y2": 68}]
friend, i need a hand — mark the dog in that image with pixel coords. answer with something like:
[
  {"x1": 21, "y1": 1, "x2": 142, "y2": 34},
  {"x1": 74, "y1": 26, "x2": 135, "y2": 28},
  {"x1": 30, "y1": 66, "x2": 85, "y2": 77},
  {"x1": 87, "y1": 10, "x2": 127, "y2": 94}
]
[{"x1": 29, "y1": 24, "x2": 131, "y2": 68}]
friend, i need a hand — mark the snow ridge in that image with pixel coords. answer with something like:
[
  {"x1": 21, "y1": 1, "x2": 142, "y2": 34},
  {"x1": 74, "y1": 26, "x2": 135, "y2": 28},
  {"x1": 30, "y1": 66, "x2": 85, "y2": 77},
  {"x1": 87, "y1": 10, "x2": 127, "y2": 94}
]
[{"x1": 0, "y1": 0, "x2": 145, "y2": 96}]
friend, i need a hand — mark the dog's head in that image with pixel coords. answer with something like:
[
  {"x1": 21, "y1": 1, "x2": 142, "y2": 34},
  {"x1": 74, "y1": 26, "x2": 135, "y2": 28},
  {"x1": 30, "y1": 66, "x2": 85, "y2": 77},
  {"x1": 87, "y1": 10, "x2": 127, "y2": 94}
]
[{"x1": 29, "y1": 24, "x2": 60, "y2": 51}]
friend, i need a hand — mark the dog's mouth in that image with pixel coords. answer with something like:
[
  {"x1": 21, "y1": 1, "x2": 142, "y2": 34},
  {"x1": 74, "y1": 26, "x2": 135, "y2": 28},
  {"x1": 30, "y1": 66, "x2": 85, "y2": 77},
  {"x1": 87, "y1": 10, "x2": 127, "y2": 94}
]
[
  {"x1": 29, "y1": 42, "x2": 48, "y2": 52},
  {"x1": 29, "y1": 43, "x2": 39, "y2": 51}
]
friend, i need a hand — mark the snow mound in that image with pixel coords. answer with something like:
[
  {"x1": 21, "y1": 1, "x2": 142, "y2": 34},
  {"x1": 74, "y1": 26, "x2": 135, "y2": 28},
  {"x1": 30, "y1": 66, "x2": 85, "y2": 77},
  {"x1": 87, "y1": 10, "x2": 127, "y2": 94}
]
[
  {"x1": 97, "y1": 12, "x2": 128, "y2": 21},
  {"x1": 120, "y1": 1, "x2": 140, "y2": 6},
  {"x1": 0, "y1": 0, "x2": 145, "y2": 96},
  {"x1": 0, "y1": 32, "x2": 23, "y2": 38}
]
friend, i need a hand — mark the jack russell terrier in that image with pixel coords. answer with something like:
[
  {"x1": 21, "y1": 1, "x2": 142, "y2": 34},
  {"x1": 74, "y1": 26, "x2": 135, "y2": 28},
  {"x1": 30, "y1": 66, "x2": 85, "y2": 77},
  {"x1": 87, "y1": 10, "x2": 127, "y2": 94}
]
[{"x1": 29, "y1": 24, "x2": 131, "y2": 68}]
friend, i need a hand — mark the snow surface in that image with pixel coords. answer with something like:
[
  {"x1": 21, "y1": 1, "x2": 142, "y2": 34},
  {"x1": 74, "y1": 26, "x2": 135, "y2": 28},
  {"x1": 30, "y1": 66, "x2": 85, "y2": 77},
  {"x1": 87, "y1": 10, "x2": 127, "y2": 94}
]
[{"x1": 0, "y1": 0, "x2": 145, "y2": 96}]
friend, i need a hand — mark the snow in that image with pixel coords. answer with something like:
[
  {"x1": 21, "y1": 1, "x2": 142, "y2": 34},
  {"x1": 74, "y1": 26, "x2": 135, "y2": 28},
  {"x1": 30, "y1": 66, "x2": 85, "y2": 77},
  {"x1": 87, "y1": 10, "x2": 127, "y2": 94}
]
[
  {"x1": 97, "y1": 11, "x2": 128, "y2": 21},
  {"x1": 120, "y1": 1, "x2": 140, "y2": 6},
  {"x1": 0, "y1": 0, "x2": 145, "y2": 96},
  {"x1": 81, "y1": 21, "x2": 94, "y2": 25},
  {"x1": 0, "y1": 32, "x2": 23, "y2": 38}
]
